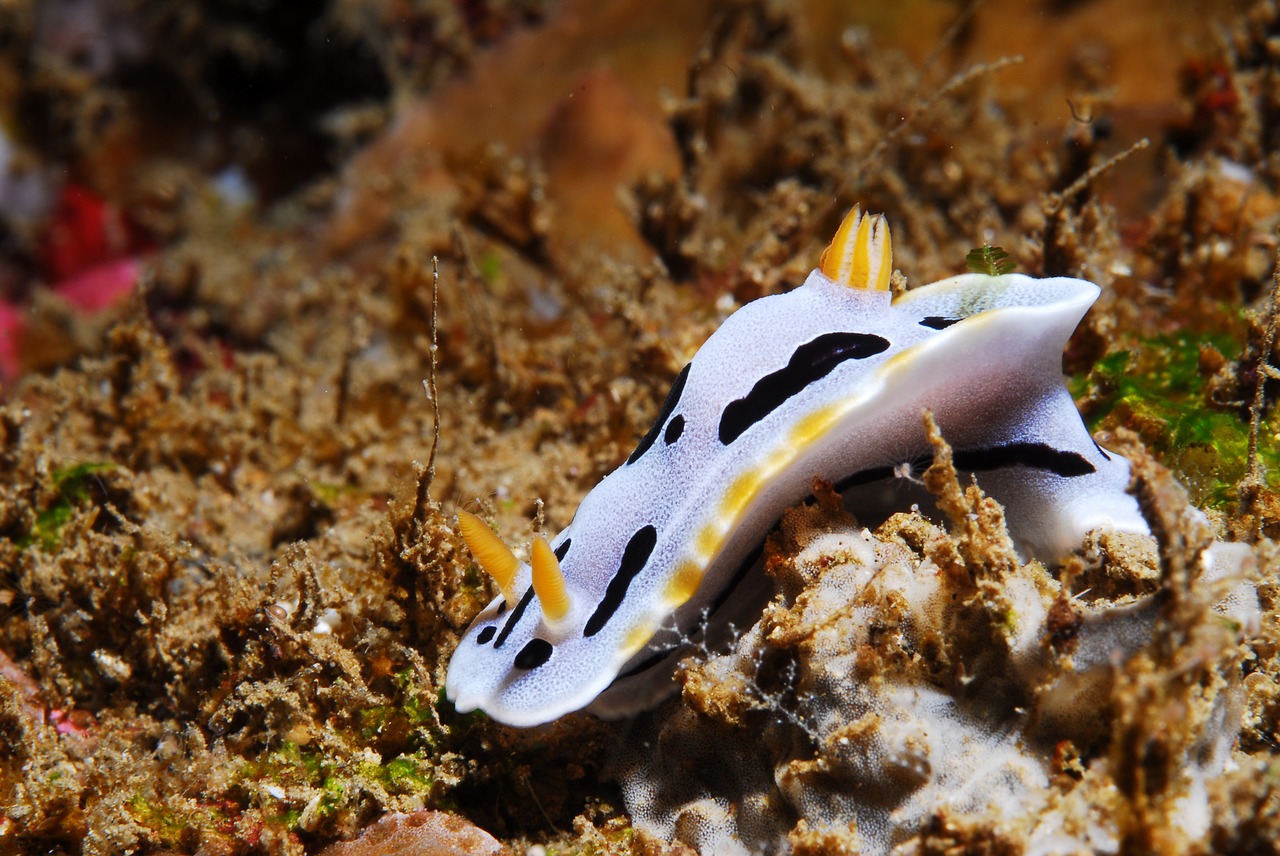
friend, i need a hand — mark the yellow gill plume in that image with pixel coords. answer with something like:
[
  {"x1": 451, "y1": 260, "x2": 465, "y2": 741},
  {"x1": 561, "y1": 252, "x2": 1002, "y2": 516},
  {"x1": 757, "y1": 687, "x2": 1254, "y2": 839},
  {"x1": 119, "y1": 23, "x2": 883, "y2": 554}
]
[
  {"x1": 456, "y1": 510, "x2": 519, "y2": 606},
  {"x1": 531, "y1": 536, "x2": 572, "y2": 624},
  {"x1": 819, "y1": 204, "x2": 893, "y2": 292}
]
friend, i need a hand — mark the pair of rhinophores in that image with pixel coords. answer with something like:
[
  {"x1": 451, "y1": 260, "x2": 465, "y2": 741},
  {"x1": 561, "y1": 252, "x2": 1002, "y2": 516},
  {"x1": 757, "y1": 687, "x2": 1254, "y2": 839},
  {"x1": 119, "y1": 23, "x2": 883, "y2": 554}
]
[{"x1": 445, "y1": 204, "x2": 1152, "y2": 727}]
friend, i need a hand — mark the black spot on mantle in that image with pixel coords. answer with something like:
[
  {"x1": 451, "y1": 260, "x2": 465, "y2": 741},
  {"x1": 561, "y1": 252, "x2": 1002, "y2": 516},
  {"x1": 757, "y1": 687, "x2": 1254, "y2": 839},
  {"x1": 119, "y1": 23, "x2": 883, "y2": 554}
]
[
  {"x1": 920, "y1": 316, "x2": 962, "y2": 330},
  {"x1": 664, "y1": 414, "x2": 685, "y2": 445},
  {"x1": 514, "y1": 638, "x2": 553, "y2": 670}
]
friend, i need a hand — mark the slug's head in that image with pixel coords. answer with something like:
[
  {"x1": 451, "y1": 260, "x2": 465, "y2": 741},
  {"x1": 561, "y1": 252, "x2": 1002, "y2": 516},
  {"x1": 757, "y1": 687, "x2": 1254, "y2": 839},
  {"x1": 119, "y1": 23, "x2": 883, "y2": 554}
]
[
  {"x1": 819, "y1": 204, "x2": 892, "y2": 292},
  {"x1": 448, "y1": 510, "x2": 622, "y2": 726}
]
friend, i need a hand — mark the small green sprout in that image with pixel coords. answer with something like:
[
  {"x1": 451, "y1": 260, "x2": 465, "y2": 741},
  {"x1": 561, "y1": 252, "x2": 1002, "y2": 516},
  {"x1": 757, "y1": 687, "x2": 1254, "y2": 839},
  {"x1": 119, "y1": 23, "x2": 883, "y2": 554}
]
[
  {"x1": 965, "y1": 245, "x2": 1016, "y2": 276},
  {"x1": 478, "y1": 249, "x2": 504, "y2": 286}
]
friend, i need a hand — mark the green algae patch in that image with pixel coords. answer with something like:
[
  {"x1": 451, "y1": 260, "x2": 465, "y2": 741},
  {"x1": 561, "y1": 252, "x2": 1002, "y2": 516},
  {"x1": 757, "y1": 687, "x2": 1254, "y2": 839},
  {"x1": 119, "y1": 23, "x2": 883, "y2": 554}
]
[
  {"x1": 126, "y1": 793, "x2": 241, "y2": 849},
  {"x1": 22, "y1": 461, "x2": 117, "y2": 551},
  {"x1": 361, "y1": 752, "x2": 436, "y2": 795},
  {"x1": 1075, "y1": 333, "x2": 1280, "y2": 509},
  {"x1": 127, "y1": 793, "x2": 190, "y2": 846},
  {"x1": 356, "y1": 673, "x2": 452, "y2": 752},
  {"x1": 245, "y1": 741, "x2": 328, "y2": 785}
]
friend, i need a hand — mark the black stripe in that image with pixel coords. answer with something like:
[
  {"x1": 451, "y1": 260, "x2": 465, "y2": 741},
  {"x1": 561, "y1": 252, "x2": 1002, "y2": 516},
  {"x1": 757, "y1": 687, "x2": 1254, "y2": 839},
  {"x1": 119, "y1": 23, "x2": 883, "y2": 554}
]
[
  {"x1": 920, "y1": 316, "x2": 962, "y2": 329},
  {"x1": 719, "y1": 332, "x2": 890, "y2": 445},
  {"x1": 614, "y1": 542, "x2": 764, "y2": 680},
  {"x1": 476, "y1": 626, "x2": 496, "y2": 645},
  {"x1": 834, "y1": 442, "x2": 1094, "y2": 493},
  {"x1": 584, "y1": 525, "x2": 658, "y2": 637},
  {"x1": 554, "y1": 539, "x2": 571, "y2": 561},
  {"x1": 952, "y1": 442, "x2": 1095, "y2": 477},
  {"x1": 493, "y1": 586, "x2": 534, "y2": 649},
  {"x1": 627, "y1": 363, "x2": 692, "y2": 465},
  {"x1": 834, "y1": 463, "x2": 900, "y2": 493}
]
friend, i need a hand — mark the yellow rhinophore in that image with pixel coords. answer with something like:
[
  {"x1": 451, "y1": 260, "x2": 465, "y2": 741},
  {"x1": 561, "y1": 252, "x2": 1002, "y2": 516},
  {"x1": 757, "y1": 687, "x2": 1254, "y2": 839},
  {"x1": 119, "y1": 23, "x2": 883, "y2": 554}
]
[
  {"x1": 819, "y1": 204, "x2": 893, "y2": 292},
  {"x1": 531, "y1": 536, "x2": 572, "y2": 624},
  {"x1": 457, "y1": 510, "x2": 519, "y2": 606}
]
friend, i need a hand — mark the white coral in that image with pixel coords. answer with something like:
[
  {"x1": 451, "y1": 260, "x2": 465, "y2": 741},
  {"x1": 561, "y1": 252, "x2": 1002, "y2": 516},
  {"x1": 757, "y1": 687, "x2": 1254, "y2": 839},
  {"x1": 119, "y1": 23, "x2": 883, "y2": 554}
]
[{"x1": 616, "y1": 517, "x2": 1258, "y2": 855}]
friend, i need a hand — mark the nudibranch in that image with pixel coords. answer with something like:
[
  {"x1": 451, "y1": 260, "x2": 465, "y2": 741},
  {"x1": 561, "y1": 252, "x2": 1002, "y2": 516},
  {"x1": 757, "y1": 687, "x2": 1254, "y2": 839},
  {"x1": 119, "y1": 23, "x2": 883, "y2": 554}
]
[{"x1": 446, "y1": 205, "x2": 1149, "y2": 727}]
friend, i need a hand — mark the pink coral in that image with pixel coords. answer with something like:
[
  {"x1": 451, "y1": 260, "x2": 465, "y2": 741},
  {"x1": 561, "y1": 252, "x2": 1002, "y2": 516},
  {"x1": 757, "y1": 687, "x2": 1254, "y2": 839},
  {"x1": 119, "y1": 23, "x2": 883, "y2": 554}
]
[{"x1": 316, "y1": 811, "x2": 510, "y2": 856}]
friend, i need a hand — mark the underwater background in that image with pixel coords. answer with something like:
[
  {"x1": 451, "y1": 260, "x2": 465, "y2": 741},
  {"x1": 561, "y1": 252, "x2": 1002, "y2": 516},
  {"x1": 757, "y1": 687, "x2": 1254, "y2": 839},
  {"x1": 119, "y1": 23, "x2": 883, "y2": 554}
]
[{"x1": 1, "y1": 0, "x2": 1278, "y2": 853}]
